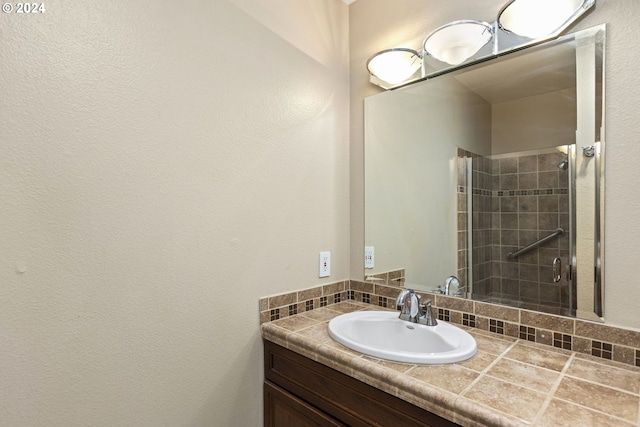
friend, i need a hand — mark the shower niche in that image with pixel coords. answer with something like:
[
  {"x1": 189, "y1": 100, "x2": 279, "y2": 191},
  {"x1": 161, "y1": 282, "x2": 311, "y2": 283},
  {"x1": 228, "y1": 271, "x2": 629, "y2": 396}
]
[{"x1": 364, "y1": 25, "x2": 605, "y2": 321}]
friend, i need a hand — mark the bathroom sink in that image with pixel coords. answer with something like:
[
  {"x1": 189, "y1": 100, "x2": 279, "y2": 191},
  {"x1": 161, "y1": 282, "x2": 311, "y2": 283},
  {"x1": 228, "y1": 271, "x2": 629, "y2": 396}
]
[{"x1": 327, "y1": 311, "x2": 477, "y2": 364}]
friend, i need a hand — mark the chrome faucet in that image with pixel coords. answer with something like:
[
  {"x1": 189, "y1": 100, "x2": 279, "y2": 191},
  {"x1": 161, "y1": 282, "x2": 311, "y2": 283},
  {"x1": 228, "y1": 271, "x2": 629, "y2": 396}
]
[
  {"x1": 432, "y1": 276, "x2": 462, "y2": 296},
  {"x1": 395, "y1": 289, "x2": 438, "y2": 326},
  {"x1": 444, "y1": 276, "x2": 460, "y2": 296}
]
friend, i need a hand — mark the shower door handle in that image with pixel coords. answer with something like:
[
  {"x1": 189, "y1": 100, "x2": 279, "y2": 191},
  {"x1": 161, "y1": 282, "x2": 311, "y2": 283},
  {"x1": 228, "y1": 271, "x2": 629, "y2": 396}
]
[{"x1": 552, "y1": 257, "x2": 561, "y2": 283}]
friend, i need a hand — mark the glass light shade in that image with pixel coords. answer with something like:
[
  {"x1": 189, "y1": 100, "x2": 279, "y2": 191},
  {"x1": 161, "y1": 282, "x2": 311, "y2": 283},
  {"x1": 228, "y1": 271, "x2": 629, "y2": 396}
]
[
  {"x1": 498, "y1": 0, "x2": 587, "y2": 39},
  {"x1": 366, "y1": 48, "x2": 423, "y2": 85},
  {"x1": 423, "y1": 20, "x2": 493, "y2": 66}
]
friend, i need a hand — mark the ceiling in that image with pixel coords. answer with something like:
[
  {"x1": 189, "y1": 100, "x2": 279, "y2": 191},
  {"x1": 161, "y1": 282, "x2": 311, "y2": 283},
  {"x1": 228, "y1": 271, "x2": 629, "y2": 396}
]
[{"x1": 454, "y1": 39, "x2": 577, "y2": 104}]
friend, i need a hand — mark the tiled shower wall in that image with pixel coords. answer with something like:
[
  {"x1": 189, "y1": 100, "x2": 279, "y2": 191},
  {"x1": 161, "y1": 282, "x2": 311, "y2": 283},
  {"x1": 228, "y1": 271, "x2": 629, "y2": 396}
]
[
  {"x1": 492, "y1": 150, "x2": 571, "y2": 314},
  {"x1": 458, "y1": 148, "x2": 571, "y2": 315},
  {"x1": 457, "y1": 150, "x2": 492, "y2": 296}
]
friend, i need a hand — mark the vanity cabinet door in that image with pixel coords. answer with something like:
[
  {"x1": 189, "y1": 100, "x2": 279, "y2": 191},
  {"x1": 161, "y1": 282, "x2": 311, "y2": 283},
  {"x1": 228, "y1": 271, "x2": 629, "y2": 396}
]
[
  {"x1": 264, "y1": 340, "x2": 461, "y2": 427},
  {"x1": 264, "y1": 380, "x2": 346, "y2": 427}
]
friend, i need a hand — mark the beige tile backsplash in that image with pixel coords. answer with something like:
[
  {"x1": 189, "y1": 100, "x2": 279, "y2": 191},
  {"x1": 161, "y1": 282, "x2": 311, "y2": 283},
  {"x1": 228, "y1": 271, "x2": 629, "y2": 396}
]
[{"x1": 260, "y1": 279, "x2": 640, "y2": 368}]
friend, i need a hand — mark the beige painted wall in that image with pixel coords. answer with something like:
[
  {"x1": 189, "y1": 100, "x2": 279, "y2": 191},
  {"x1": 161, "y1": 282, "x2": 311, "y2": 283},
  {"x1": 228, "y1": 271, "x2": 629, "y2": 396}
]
[
  {"x1": 0, "y1": 1, "x2": 349, "y2": 425},
  {"x1": 492, "y1": 88, "x2": 577, "y2": 155},
  {"x1": 350, "y1": 0, "x2": 640, "y2": 330},
  {"x1": 365, "y1": 78, "x2": 491, "y2": 286}
]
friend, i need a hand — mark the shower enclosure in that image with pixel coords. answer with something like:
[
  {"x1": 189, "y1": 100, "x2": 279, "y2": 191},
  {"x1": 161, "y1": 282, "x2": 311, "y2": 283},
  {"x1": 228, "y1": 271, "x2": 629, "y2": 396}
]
[{"x1": 457, "y1": 145, "x2": 575, "y2": 316}]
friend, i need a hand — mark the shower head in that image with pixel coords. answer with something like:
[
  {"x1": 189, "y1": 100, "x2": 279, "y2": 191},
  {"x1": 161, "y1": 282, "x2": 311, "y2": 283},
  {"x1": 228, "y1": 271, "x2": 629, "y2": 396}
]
[{"x1": 558, "y1": 160, "x2": 569, "y2": 170}]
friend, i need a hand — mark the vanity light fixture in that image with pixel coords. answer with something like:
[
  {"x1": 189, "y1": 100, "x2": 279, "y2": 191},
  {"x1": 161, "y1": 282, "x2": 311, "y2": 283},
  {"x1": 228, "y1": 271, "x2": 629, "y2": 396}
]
[
  {"x1": 423, "y1": 20, "x2": 493, "y2": 66},
  {"x1": 498, "y1": 0, "x2": 591, "y2": 39},
  {"x1": 367, "y1": 0, "x2": 595, "y2": 89},
  {"x1": 366, "y1": 48, "x2": 423, "y2": 85}
]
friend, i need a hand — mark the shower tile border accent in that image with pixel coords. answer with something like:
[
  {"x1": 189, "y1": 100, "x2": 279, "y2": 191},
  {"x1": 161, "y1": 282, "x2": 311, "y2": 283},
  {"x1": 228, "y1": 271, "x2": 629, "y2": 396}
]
[{"x1": 260, "y1": 280, "x2": 640, "y2": 368}]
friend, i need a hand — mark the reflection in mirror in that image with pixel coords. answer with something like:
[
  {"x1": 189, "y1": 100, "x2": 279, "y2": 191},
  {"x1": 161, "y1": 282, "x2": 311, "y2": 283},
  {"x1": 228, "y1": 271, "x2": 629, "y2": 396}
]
[
  {"x1": 457, "y1": 145, "x2": 573, "y2": 316},
  {"x1": 364, "y1": 24, "x2": 605, "y2": 321}
]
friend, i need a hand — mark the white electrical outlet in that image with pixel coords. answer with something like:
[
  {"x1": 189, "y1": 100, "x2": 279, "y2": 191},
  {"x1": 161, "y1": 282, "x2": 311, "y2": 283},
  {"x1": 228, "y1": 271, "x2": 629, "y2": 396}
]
[
  {"x1": 364, "y1": 246, "x2": 374, "y2": 269},
  {"x1": 319, "y1": 251, "x2": 331, "y2": 278}
]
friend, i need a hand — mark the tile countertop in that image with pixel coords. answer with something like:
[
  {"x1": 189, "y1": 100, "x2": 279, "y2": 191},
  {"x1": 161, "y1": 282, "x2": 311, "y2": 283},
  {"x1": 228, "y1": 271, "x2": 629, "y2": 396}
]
[{"x1": 261, "y1": 301, "x2": 640, "y2": 427}]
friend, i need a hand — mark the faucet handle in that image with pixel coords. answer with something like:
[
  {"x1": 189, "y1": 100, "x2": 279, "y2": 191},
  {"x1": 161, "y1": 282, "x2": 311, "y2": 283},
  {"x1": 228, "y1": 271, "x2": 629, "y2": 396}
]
[
  {"x1": 418, "y1": 299, "x2": 438, "y2": 326},
  {"x1": 418, "y1": 299, "x2": 431, "y2": 316}
]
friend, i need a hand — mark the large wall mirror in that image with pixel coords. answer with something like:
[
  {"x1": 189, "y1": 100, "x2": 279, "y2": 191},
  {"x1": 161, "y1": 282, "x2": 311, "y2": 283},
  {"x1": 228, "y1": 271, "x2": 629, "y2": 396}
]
[{"x1": 364, "y1": 24, "x2": 605, "y2": 322}]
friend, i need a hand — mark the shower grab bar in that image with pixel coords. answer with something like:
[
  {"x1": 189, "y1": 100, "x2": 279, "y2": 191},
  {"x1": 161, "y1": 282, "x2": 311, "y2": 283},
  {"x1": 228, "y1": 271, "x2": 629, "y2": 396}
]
[{"x1": 507, "y1": 228, "x2": 565, "y2": 261}]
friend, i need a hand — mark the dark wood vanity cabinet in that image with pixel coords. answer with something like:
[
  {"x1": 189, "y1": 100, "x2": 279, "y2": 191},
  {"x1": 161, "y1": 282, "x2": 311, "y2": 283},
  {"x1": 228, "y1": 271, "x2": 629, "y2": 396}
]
[{"x1": 264, "y1": 340, "x2": 461, "y2": 427}]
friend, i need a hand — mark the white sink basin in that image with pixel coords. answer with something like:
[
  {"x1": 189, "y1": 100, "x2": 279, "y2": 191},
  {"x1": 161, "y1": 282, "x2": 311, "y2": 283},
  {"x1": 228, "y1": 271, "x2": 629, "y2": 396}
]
[{"x1": 328, "y1": 311, "x2": 477, "y2": 364}]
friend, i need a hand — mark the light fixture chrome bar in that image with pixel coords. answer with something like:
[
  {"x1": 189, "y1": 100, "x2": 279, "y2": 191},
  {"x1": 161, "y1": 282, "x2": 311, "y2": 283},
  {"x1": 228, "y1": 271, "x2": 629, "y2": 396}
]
[
  {"x1": 368, "y1": 0, "x2": 596, "y2": 90},
  {"x1": 507, "y1": 228, "x2": 565, "y2": 261}
]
